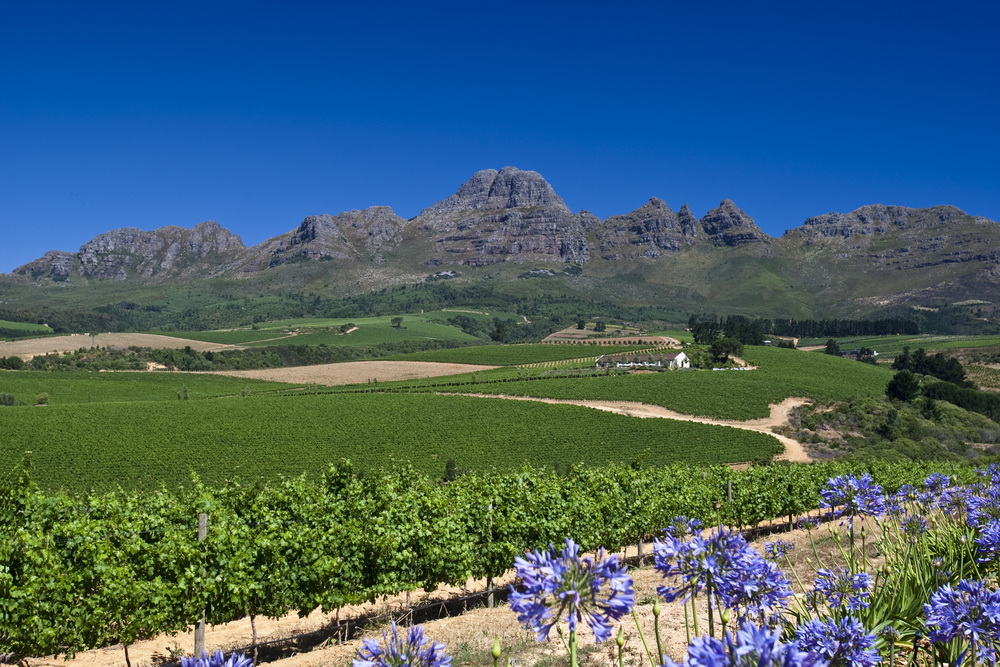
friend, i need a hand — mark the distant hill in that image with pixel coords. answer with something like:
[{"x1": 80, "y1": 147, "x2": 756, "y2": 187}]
[{"x1": 5, "y1": 166, "x2": 1000, "y2": 321}]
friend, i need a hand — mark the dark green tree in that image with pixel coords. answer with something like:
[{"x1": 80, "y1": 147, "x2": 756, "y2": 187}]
[
  {"x1": 709, "y1": 337, "x2": 743, "y2": 363},
  {"x1": 390, "y1": 317, "x2": 403, "y2": 328},
  {"x1": 886, "y1": 370, "x2": 920, "y2": 402},
  {"x1": 856, "y1": 347, "x2": 878, "y2": 365},
  {"x1": 824, "y1": 339, "x2": 841, "y2": 356}
]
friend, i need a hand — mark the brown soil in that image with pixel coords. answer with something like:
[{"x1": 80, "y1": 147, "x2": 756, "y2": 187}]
[
  {"x1": 202, "y1": 361, "x2": 499, "y2": 385},
  {"x1": 0, "y1": 333, "x2": 231, "y2": 360}
]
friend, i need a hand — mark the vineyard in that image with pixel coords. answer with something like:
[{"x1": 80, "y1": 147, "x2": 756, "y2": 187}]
[
  {"x1": 0, "y1": 393, "x2": 782, "y2": 491},
  {"x1": 417, "y1": 346, "x2": 893, "y2": 420},
  {"x1": 0, "y1": 371, "x2": 297, "y2": 405},
  {"x1": 0, "y1": 458, "x2": 980, "y2": 660},
  {"x1": 383, "y1": 343, "x2": 656, "y2": 366}
]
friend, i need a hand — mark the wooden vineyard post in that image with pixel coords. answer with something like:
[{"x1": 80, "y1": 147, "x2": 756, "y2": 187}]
[{"x1": 194, "y1": 512, "x2": 207, "y2": 658}]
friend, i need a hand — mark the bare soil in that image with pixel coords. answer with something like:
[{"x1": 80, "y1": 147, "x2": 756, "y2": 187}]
[
  {"x1": 203, "y1": 361, "x2": 500, "y2": 385},
  {"x1": 0, "y1": 333, "x2": 231, "y2": 360}
]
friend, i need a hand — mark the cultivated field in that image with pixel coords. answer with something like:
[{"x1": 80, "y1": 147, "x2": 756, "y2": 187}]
[
  {"x1": 0, "y1": 332, "x2": 230, "y2": 359},
  {"x1": 206, "y1": 360, "x2": 499, "y2": 385}
]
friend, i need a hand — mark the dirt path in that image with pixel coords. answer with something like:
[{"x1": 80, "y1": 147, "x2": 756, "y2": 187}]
[{"x1": 449, "y1": 394, "x2": 812, "y2": 463}]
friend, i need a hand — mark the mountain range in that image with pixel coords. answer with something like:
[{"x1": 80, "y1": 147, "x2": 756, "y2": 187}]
[{"x1": 5, "y1": 167, "x2": 1000, "y2": 320}]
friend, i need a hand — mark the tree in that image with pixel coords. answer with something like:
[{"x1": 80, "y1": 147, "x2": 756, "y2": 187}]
[
  {"x1": 576, "y1": 320, "x2": 586, "y2": 330},
  {"x1": 886, "y1": 370, "x2": 920, "y2": 402},
  {"x1": 594, "y1": 321, "x2": 606, "y2": 333},
  {"x1": 824, "y1": 339, "x2": 841, "y2": 356},
  {"x1": 856, "y1": 347, "x2": 878, "y2": 365},
  {"x1": 390, "y1": 317, "x2": 403, "y2": 328},
  {"x1": 709, "y1": 337, "x2": 743, "y2": 364}
]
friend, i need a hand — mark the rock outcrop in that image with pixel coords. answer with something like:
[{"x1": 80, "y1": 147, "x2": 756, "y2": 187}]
[
  {"x1": 699, "y1": 200, "x2": 771, "y2": 247},
  {"x1": 248, "y1": 206, "x2": 407, "y2": 268},
  {"x1": 15, "y1": 221, "x2": 246, "y2": 281},
  {"x1": 594, "y1": 198, "x2": 700, "y2": 260},
  {"x1": 413, "y1": 167, "x2": 589, "y2": 266},
  {"x1": 788, "y1": 204, "x2": 994, "y2": 239}
]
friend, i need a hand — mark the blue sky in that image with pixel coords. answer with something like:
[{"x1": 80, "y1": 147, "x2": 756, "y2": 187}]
[{"x1": 2, "y1": 1, "x2": 998, "y2": 273}]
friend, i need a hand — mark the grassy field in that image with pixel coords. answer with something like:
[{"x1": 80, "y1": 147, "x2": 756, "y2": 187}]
[
  {"x1": 799, "y1": 334, "x2": 1000, "y2": 357},
  {"x1": 160, "y1": 314, "x2": 483, "y2": 348},
  {"x1": 383, "y1": 343, "x2": 662, "y2": 366},
  {"x1": 0, "y1": 371, "x2": 299, "y2": 405},
  {"x1": 419, "y1": 346, "x2": 894, "y2": 420},
  {"x1": 0, "y1": 393, "x2": 781, "y2": 491},
  {"x1": 0, "y1": 319, "x2": 53, "y2": 333}
]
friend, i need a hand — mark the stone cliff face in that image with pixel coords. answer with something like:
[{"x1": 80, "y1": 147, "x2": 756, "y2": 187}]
[
  {"x1": 699, "y1": 200, "x2": 771, "y2": 247},
  {"x1": 246, "y1": 206, "x2": 407, "y2": 269},
  {"x1": 789, "y1": 204, "x2": 994, "y2": 239},
  {"x1": 15, "y1": 221, "x2": 246, "y2": 281},
  {"x1": 413, "y1": 167, "x2": 590, "y2": 266},
  {"x1": 594, "y1": 198, "x2": 700, "y2": 260}
]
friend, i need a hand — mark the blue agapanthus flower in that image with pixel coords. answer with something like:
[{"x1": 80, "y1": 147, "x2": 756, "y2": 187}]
[
  {"x1": 664, "y1": 515, "x2": 703, "y2": 538},
  {"x1": 975, "y1": 519, "x2": 1000, "y2": 563},
  {"x1": 654, "y1": 523, "x2": 791, "y2": 624},
  {"x1": 763, "y1": 540, "x2": 795, "y2": 561},
  {"x1": 819, "y1": 474, "x2": 886, "y2": 524},
  {"x1": 663, "y1": 623, "x2": 829, "y2": 666},
  {"x1": 794, "y1": 617, "x2": 881, "y2": 667},
  {"x1": 812, "y1": 568, "x2": 874, "y2": 612},
  {"x1": 354, "y1": 622, "x2": 451, "y2": 667},
  {"x1": 182, "y1": 651, "x2": 252, "y2": 667},
  {"x1": 924, "y1": 579, "x2": 1000, "y2": 663},
  {"x1": 509, "y1": 538, "x2": 634, "y2": 643}
]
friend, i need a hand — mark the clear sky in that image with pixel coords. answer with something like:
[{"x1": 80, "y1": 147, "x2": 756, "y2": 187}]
[{"x1": 2, "y1": 1, "x2": 998, "y2": 273}]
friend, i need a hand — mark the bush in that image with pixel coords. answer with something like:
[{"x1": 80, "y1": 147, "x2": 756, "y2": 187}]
[
  {"x1": 35, "y1": 393, "x2": 48, "y2": 406},
  {"x1": 0, "y1": 393, "x2": 15, "y2": 406}
]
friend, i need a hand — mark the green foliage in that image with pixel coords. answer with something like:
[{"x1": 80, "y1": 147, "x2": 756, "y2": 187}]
[
  {"x1": 709, "y1": 337, "x2": 744, "y2": 363},
  {"x1": 433, "y1": 346, "x2": 893, "y2": 420},
  {"x1": 886, "y1": 370, "x2": 921, "y2": 402},
  {"x1": 0, "y1": 458, "x2": 980, "y2": 658},
  {"x1": 790, "y1": 395, "x2": 998, "y2": 460},
  {"x1": 0, "y1": 393, "x2": 15, "y2": 406},
  {"x1": 825, "y1": 338, "x2": 841, "y2": 356},
  {"x1": 0, "y1": 393, "x2": 782, "y2": 491},
  {"x1": 0, "y1": 371, "x2": 293, "y2": 405},
  {"x1": 385, "y1": 343, "x2": 652, "y2": 366}
]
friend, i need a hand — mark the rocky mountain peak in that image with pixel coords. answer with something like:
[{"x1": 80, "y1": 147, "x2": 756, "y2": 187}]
[
  {"x1": 418, "y1": 167, "x2": 570, "y2": 216},
  {"x1": 791, "y1": 204, "x2": 991, "y2": 239},
  {"x1": 593, "y1": 197, "x2": 700, "y2": 260},
  {"x1": 700, "y1": 200, "x2": 770, "y2": 246}
]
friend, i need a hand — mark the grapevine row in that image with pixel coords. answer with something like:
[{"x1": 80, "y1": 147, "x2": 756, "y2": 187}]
[{"x1": 0, "y1": 458, "x2": 978, "y2": 658}]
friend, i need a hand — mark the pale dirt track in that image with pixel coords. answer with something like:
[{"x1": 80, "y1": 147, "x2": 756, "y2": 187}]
[
  {"x1": 204, "y1": 361, "x2": 500, "y2": 385},
  {"x1": 450, "y1": 394, "x2": 812, "y2": 463},
  {"x1": 0, "y1": 333, "x2": 231, "y2": 359}
]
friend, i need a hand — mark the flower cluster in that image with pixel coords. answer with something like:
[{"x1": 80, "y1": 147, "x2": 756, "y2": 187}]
[
  {"x1": 924, "y1": 579, "x2": 1000, "y2": 664},
  {"x1": 354, "y1": 622, "x2": 452, "y2": 667},
  {"x1": 509, "y1": 538, "x2": 634, "y2": 643},
  {"x1": 654, "y1": 523, "x2": 792, "y2": 624},
  {"x1": 819, "y1": 474, "x2": 886, "y2": 524},
  {"x1": 794, "y1": 617, "x2": 881, "y2": 667},
  {"x1": 763, "y1": 540, "x2": 795, "y2": 561},
  {"x1": 811, "y1": 568, "x2": 873, "y2": 612},
  {"x1": 181, "y1": 651, "x2": 252, "y2": 667},
  {"x1": 663, "y1": 623, "x2": 829, "y2": 667}
]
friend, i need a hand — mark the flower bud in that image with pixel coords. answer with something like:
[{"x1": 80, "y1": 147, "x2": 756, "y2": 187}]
[{"x1": 492, "y1": 637, "x2": 501, "y2": 660}]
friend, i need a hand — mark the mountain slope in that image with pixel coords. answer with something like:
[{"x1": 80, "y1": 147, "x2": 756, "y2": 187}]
[{"x1": 6, "y1": 168, "x2": 1000, "y2": 318}]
